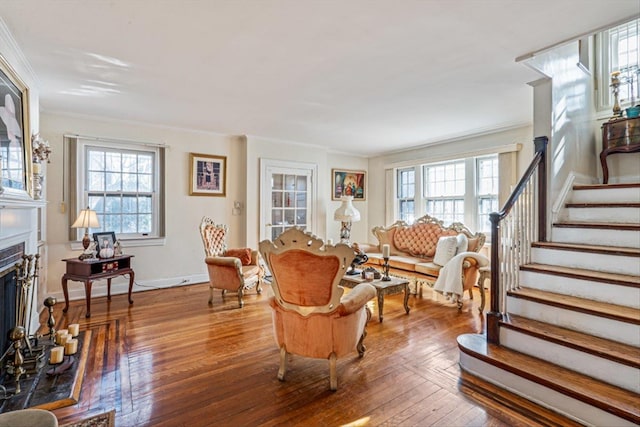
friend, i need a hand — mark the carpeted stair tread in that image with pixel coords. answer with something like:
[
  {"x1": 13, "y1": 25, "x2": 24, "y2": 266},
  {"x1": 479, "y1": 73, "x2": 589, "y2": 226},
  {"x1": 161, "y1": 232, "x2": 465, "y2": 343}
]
[
  {"x1": 457, "y1": 333, "x2": 640, "y2": 424},
  {"x1": 507, "y1": 287, "x2": 640, "y2": 324},
  {"x1": 520, "y1": 263, "x2": 640, "y2": 287},
  {"x1": 500, "y1": 314, "x2": 640, "y2": 368}
]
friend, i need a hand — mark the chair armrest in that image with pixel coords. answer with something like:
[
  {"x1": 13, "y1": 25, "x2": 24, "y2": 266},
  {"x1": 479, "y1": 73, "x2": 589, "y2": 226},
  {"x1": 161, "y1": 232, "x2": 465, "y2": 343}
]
[
  {"x1": 250, "y1": 250, "x2": 261, "y2": 266},
  {"x1": 338, "y1": 283, "x2": 376, "y2": 315},
  {"x1": 205, "y1": 256, "x2": 242, "y2": 269}
]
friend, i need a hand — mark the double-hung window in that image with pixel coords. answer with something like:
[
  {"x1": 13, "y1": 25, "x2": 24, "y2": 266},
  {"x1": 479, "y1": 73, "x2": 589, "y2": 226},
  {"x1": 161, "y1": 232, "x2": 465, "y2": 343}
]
[
  {"x1": 597, "y1": 18, "x2": 640, "y2": 112},
  {"x1": 476, "y1": 156, "x2": 499, "y2": 234},
  {"x1": 70, "y1": 137, "x2": 165, "y2": 243},
  {"x1": 397, "y1": 167, "x2": 415, "y2": 223},
  {"x1": 424, "y1": 160, "x2": 465, "y2": 225},
  {"x1": 395, "y1": 154, "x2": 499, "y2": 237}
]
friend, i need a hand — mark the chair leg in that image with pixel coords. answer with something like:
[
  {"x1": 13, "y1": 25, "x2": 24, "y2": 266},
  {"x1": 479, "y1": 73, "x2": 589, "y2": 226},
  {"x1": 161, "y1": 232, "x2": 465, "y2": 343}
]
[
  {"x1": 357, "y1": 306, "x2": 371, "y2": 357},
  {"x1": 278, "y1": 345, "x2": 287, "y2": 381},
  {"x1": 237, "y1": 288, "x2": 244, "y2": 308},
  {"x1": 256, "y1": 277, "x2": 263, "y2": 294},
  {"x1": 329, "y1": 352, "x2": 337, "y2": 391},
  {"x1": 208, "y1": 286, "x2": 214, "y2": 304}
]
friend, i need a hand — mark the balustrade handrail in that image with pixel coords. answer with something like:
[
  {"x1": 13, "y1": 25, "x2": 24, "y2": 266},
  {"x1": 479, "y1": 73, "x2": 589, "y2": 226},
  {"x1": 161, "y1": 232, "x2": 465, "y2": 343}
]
[{"x1": 486, "y1": 136, "x2": 548, "y2": 343}]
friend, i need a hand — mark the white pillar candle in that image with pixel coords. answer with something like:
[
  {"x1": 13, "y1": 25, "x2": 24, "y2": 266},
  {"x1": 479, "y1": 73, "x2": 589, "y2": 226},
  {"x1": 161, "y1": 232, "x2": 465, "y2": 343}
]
[
  {"x1": 50, "y1": 346, "x2": 64, "y2": 364},
  {"x1": 68, "y1": 324, "x2": 80, "y2": 337},
  {"x1": 382, "y1": 244, "x2": 390, "y2": 258},
  {"x1": 55, "y1": 330, "x2": 69, "y2": 345},
  {"x1": 326, "y1": 239, "x2": 333, "y2": 246},
  {"x1": 64, "y1": 339, "x2": 78, "y2": 355}
]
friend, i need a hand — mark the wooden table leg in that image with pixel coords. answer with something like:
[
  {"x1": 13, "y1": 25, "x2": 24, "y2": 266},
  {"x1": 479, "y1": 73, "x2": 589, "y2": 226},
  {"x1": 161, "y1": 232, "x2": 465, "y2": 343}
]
[
  {"x1": 61, "y1": 276, "x2": 70, "y2": 313},
  {"x1": 403, "y1": 283, "x2": 410, "y2": 314},
  {"x1": 128, "y1": 271, "x2": 135, "y2": 304},
  {"x1": 84, "y1": 280, "x2": 93, "y2": 318},
  {"x1": 107, "y1": 278, "x2": 112, "y2": 300},
  {"x1": 377, "y1": 291, "x2": 384, "y2": 322}
]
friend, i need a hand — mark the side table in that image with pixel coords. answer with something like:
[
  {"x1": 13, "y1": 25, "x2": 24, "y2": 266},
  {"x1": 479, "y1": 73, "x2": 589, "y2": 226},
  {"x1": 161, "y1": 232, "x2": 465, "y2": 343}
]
[
  {"x1": 61, "y1": 255, "x2": 135, "y2": 318},
  {"x1": 340, "y1": 275, "x2": 410, "y2": 322}
]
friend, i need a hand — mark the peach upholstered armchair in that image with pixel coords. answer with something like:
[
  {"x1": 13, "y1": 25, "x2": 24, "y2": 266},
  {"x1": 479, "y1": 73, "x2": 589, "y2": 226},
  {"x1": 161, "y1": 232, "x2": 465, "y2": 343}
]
[
  {"x1": 259, "y1": 228, "x2": 376, "y2": 391},
  {"x1": 200, "y1": 217, "x2": 264, "y2": 308}
]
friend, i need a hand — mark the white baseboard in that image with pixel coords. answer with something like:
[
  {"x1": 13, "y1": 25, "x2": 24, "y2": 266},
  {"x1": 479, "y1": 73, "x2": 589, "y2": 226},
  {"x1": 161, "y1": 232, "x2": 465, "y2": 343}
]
[{"x1": 47, "y1": 273, "x2": 209, "y2": 304}]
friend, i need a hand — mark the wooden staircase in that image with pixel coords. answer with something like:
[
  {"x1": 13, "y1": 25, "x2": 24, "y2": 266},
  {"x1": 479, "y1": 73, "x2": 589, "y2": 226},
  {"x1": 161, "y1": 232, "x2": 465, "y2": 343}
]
[{"x1": 458, "y1": 183, "x2": 640, "y2": 426}]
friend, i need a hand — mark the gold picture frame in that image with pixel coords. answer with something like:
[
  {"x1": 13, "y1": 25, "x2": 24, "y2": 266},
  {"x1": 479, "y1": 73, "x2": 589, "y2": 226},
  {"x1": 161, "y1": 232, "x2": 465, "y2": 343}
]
[
  {"x1": 0, "y1": 54, "x2": 31, "y2": 197},
  {"x1": 332, "y1": 169, "x2": 366, "y2": 201},
  {"x1": 189, "y1": 153, "x2": 227, "y2": 197}
]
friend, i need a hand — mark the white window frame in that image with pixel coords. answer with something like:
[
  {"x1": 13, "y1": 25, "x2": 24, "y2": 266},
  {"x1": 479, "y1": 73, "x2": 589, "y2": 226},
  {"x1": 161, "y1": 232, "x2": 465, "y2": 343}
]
[
  {"x1": 393, "y1": 154, "x2": 499, "y2": 235},
  {"x1": 72, "y1": 138, "x2": 165, "y2": 247},
  {"x1": 396, "y1": 167, "x2": 416, "y2": 223},
  {"x1": 423, "y1": 159, "x2": 467, "y2": 226},
  {"x1": 596, "y1": 18, "x2": 640, "y2": 114},
  {"x1": 475, "y1": 155, "x2": 499, "y2": 235}
]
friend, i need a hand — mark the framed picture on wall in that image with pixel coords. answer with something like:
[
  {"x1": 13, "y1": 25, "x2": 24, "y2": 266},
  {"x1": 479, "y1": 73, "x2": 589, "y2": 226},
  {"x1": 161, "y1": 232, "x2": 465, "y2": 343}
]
[
  {"x1": 0, "y1": 54, "x2": 31, "y2": 196},
  {"x1": 332, "y1": 169, "x2": 366, "y2": 201},
  {"x1": 189, "y1": 153, "x2": 227, "y2": 196}
]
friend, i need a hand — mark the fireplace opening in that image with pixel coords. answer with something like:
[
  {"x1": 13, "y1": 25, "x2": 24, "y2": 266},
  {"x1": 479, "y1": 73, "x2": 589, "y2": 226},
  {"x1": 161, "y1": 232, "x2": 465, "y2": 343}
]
[{"x1": 0, "y1": 243, "x2": 25, "y2": 355}]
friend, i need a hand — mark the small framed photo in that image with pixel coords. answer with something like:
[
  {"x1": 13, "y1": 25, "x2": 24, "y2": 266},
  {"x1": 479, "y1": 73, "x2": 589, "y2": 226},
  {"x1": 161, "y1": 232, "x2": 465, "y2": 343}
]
[
  {"x1": 93, "y1": 231, "x2": 116, "y2": 253},
  {"x1": 332, "y1": 169, "x2": 366, "y2": 201},
  {"x1": 189, "y1": 153, "x2": 227, "y2": 196}
]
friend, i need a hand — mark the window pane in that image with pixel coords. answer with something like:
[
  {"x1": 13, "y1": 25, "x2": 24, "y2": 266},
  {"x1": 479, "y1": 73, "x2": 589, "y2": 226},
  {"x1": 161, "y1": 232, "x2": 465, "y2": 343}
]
[
  {"x1": 105, "y1": 152, "x2": 121, "y2": 172},
  {"x1": 296, "y1": 176, "x2": 307, "y2": 191},
  {"x1": 138, "y1": 174, "x2": 152, "y2": 192},
  {"x1": 88, "y1": 171, "x2": 104, "y2": 191},
  {"x1": 122, "y1": 195, "x2": 137, "y2": 213},
  {"x1": 139, "y1": 196, "x2": 152, "y2": 213},
  {"x1": 122, "y1": 153, "x2": 137, "y2": 173},
  {"x1": 103, "y1": 214, "x2": 121, "y2": 233},
  {"x1": 106, "y1": 172, "x2": 121, "y2": 191},
  {"x1": 88, "y1": 151, "x2": 104, "y2": 171},
  {"x1": 138, "y1": 155, "x2": 153, "y2": 174},
  {"x1": 139, "y1": 214, "x2": 152, "y2": 233},
  {"x1": 122, "y1": 173, "x2": 137, "y2": 192},
  {"x1": 105, "y1": 195, "x2": 121, "y2": 212},
  {"x1": 122, "y1": 215, "x2": 137, "y2": 233}
]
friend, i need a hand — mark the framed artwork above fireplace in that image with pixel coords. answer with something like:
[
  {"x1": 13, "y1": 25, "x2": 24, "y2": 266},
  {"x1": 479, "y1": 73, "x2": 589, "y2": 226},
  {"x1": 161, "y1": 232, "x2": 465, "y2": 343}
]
[{"x1": 0, "y1": 54, "x2": 31, "y2": 197}]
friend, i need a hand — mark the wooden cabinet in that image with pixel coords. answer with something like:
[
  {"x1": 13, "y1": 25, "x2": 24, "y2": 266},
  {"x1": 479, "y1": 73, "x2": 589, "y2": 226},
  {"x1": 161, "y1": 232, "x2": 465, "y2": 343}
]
[{"x1": 600, "y1": 117, "x2": 640, "y2": 184}]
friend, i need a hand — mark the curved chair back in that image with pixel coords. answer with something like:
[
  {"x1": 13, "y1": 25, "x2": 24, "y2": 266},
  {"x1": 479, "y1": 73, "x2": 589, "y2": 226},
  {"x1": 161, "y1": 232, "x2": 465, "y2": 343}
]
[
  {"x1": 260, "y1": 228, "x2": 354, "y2": 316},
  {"x1": 199, "y1": 216, "x2": 228, "y2": 257}
]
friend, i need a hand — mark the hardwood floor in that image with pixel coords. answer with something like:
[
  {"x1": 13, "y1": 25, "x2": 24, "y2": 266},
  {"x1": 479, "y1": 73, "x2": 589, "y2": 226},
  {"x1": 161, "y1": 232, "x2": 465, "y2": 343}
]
[{"x1": 43, "y1": 283, "x2": 543, "y2": 426}]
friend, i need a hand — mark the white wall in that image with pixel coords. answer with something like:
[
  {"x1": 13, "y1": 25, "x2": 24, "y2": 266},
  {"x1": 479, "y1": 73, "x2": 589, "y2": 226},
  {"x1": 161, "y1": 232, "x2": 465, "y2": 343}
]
[
  {"x1": 41, "y1": 112, "x2": 240, "y2": 298},
  {"x1": 244, "y1": 136, "x2": 368, "y2": 246},
  {"x1": 365, "y1": 126, "x2": 534, "y2": 242}
]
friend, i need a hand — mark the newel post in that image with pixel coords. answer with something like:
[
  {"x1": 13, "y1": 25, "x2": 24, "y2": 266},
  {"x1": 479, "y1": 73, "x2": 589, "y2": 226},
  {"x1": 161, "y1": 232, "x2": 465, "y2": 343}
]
[
  {"x1": 535, "y1": 136, "x2": 548, "y2": 243},
  {"x1": 487, "y1": 212, "x2": 501, "y2": 343}
]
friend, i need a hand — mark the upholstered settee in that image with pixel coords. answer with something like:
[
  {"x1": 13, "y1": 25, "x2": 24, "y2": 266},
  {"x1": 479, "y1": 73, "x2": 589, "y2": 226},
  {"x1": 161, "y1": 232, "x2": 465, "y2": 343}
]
[{"x1": 359, "y1": 214, "x2": 486, "y2": 301}]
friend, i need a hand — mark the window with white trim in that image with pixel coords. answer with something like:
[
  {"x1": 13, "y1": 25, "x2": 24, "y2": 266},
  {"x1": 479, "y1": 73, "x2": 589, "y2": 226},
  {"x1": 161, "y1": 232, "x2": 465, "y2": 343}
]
[
  {"x1": 476, "y1": 155, "x2": 499, "y2": 234},
  {"x1": 397, "y1": 167, "x2": 415, "y2": 223},
  {"x1": 72, "y1": 138, "x2": 165, "y2": 242},
  {"x1": 597, "y1": 18, "x2": 640, "y2": 112},
  {"x1": 394, "y1": 154, "x2": 499, "y2": 236},
  {"x1": 424, "y1": 160, "x2": 465, "y2": 225}
]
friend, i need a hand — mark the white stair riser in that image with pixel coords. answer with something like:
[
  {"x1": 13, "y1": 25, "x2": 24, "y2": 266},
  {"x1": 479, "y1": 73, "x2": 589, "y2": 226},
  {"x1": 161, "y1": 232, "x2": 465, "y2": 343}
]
[
  {"x1": 500, "y1": 328, "x2": 639, "y2": 393},
  {"x1": 552, "y1": 227, "x2": 640, "y2": 248},
  {"x1": 459, "y1": 354, "x2": 635, "y2": 427},
  {"x1": 507, "y1": 297, "x2": 640, "y2": 347},
  {"x1": 570, "y1": 187, "x2": 640, "y2": 204},
  {"x1": 531, "y1": 247, "x2": 640, "y2": 276},
  {"x1": 519, "y1": 270, "x2": 640, "y2": 309},
  {"x1": 564, "y1": 207, "x2": 640, "y2": 224}
]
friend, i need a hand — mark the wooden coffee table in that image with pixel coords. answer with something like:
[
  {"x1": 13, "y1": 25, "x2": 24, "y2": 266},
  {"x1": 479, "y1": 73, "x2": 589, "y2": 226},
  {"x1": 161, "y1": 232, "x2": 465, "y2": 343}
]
[{"x1": 340, "y1": 275, "x2": 410, "y2": 322}]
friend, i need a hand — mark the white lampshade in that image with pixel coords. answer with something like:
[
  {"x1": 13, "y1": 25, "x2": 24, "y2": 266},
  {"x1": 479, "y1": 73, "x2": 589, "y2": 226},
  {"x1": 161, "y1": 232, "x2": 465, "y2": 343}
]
[
  {"x1": 71, "y1": 207, "x2": 100, "y2": 229},
  {"x1": 334, "y1": 196, "x2": 361, "y2": 222}
]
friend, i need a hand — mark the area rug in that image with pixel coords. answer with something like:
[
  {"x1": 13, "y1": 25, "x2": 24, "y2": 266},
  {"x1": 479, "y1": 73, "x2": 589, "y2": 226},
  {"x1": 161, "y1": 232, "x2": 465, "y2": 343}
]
[{"x1": 60, "y1": 409, "x2": 115, "y2": 427}]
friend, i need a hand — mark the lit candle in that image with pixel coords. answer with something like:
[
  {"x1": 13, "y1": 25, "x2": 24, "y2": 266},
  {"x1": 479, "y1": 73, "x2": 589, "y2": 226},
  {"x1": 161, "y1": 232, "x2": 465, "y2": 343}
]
[
  {"x1": 64, "y1": 339, "x2": 78, "y2": 356},
  {"x1": 382, "y1": 244, "x2": 390, "y2": 258},
  {"x1": 50, "y1": 346, "x2": 64, "y2": 364},
  {"x1": 58, "y1": 333, "x2": 70, "y2": 345},
  {"x1": 326, "y1": 239, "x2": 333, "y2": 246},
  {"x1": 68, "y1": 324, "x2": 80, "y2": 337}
]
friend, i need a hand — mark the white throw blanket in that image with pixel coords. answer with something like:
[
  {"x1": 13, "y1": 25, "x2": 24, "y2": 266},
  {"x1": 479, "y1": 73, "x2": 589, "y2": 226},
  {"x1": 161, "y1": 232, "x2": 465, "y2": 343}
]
[{"x1": 433, "y1": 251, "x2": 489, "y2": 299}]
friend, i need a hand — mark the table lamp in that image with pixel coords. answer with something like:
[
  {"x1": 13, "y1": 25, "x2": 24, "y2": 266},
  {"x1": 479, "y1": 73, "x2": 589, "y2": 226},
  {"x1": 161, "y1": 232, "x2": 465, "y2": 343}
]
[
  {"x1": 334, "y1": 196, "x2": 360, "y2": 245},
  {"x1": 71, "y1": 206, "x2": 100, "y2": 259}
]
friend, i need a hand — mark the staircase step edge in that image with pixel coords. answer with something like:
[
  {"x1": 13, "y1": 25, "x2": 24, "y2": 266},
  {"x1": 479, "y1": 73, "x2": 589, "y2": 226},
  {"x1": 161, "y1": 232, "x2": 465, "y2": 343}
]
[
  {"x1": 531, "y1": 242, "x2": 640, "y2": 257},
  {"x1": 553, "y1": 222, "x2": 640, "y2": 231},
  {"x1": 573, "y1": 183, "x2": 640, "y2": 190},
  {"x1": 500, "y1": 314, "x2": 640, "y2": 368},
  {"x1": 520, "y1": 264, "x2": 640, "y2": 288},
  {"x1": 507, "y1": 288, "x2": 640, "y2": 325},
  {"x1": 457, "y1": 333, "x2": 640, "y2": 424}
]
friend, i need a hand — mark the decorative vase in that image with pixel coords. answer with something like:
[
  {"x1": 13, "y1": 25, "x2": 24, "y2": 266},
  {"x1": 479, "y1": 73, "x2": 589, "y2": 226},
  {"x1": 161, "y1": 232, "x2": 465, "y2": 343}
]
[{"x1": 99, "y1": 247, "x2": 114, "y2": 259}]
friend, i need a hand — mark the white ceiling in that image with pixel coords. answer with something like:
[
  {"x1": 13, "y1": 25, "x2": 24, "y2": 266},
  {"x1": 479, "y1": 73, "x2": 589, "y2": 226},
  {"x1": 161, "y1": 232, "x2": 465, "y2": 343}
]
[{"x1": 0, "y1": 1, "x2": 638, "y2": 156}]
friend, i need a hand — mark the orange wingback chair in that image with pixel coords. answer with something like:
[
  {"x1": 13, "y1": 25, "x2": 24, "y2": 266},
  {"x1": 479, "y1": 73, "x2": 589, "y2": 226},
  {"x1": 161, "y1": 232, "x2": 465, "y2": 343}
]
[
  {"x1": 200, "y1": 217, "x2": 264, "y2": 307},
  {"x1": 259, "y1": 228, "x2": 376, "y2": 391}
]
